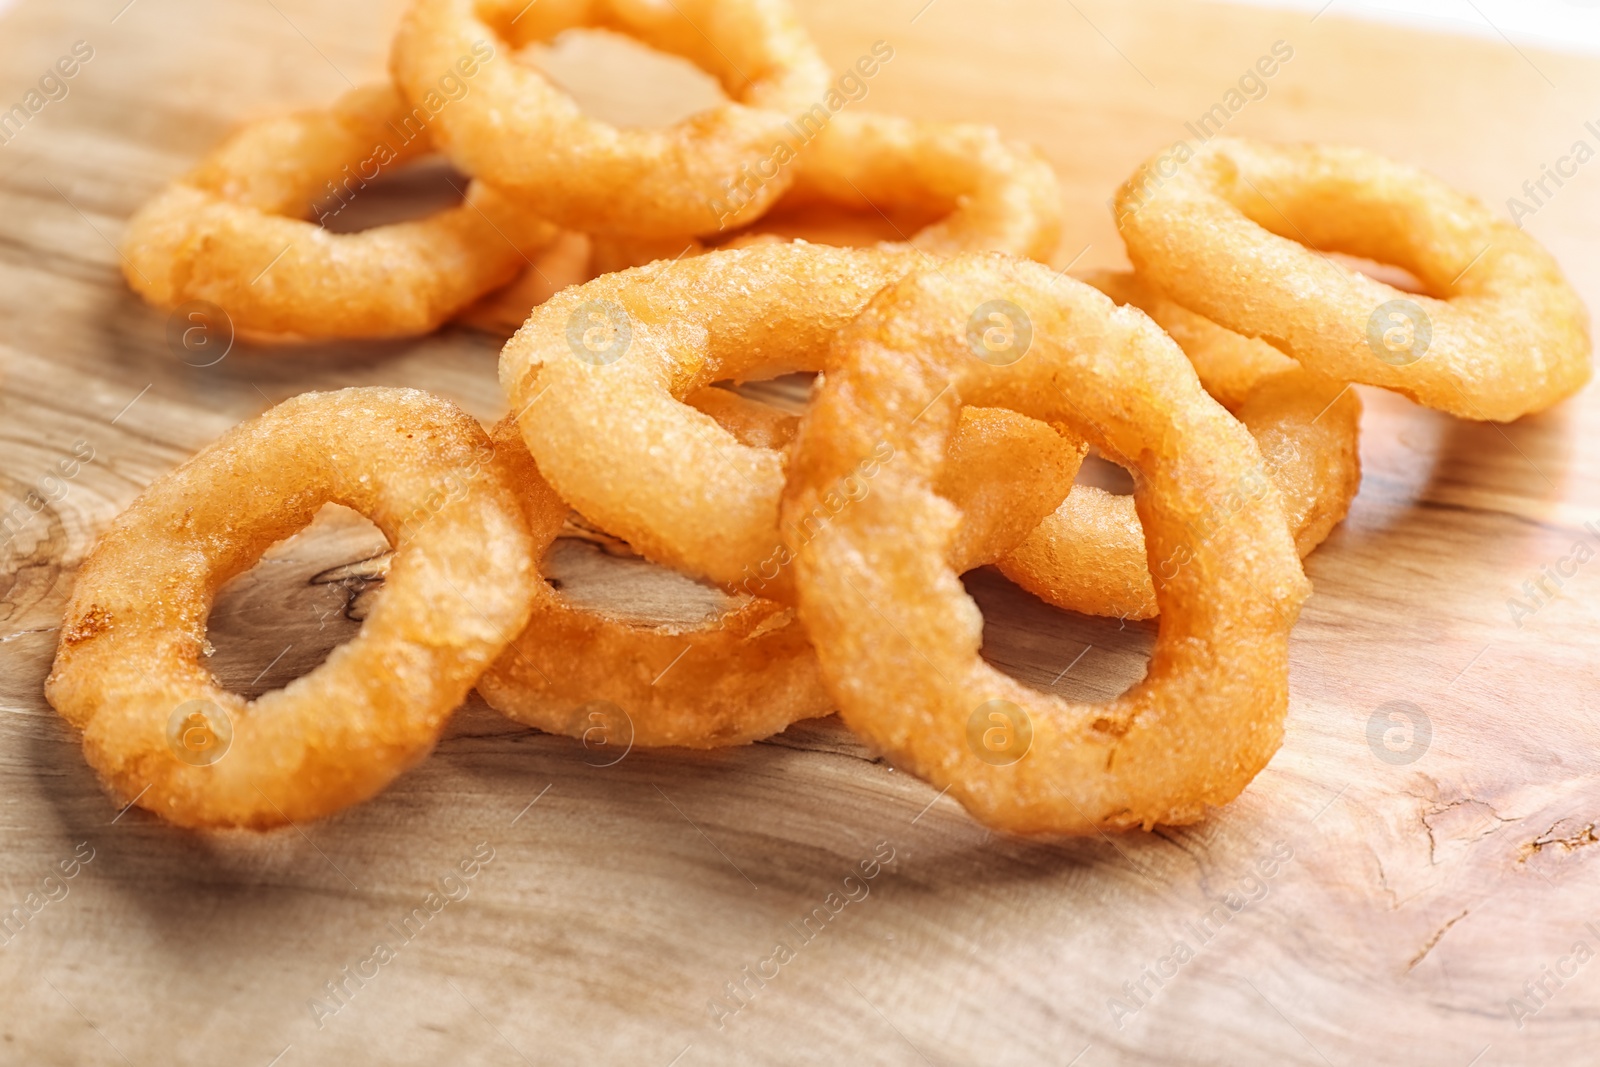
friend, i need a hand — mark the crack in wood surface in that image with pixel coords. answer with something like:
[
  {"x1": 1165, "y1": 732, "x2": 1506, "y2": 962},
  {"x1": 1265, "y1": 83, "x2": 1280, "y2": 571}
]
[
  {"x1": 1408, "y1": 909, "x2": 1470, "y2": 970},
  {"x1": 1519, "y1": 820, "x2": 1600, "y2": 862},
  {"x1": 1418, "y1": 796, "x2": 1513, "y2": 867}
]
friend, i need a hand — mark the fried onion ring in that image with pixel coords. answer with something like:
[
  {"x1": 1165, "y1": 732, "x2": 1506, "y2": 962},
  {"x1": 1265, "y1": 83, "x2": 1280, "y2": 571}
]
[
  {"x1": 45, "y1": 388, "x2": 536, "y2": 829},
  {"x1": 996, "y1": 269, "x2": 1362, "y2": 620},
  {"x1": 590, "y1": 110, "x2": 1063, "y2": 271},
  {"x1": 480, "y1": 393, "x2": 1080, "y2": 746},
  {"x1": 122, "y1": 83, "x2": 558, "y2": 342},
  {"x1": 782, "y1": 112, "x2": 1061, "y2": 259},
  {"x1": 476, "y1": 419, "x2": 833, "y2": 747},
  {"x1": 1116, "y1": 137, "x2": 1591, "y2": 421},
  {"x1": 500, "y1": 243, "x2": 1084, "y2": 598},
  {"x1": 390, "y1": 0, "x2": 831, "y2": 237},
  {"x1": 685, "y1": 385, "x2": 800, "y2": 452},
  {"x1": 782, "y1": 254, "x2": 1311, "y2": 834}
]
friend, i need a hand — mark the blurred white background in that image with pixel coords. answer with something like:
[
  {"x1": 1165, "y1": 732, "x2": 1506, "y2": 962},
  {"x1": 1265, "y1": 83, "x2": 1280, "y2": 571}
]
[
  {"x1": 1233, "y1": 0, "x2": 1600, "y2": 53},
  {"x1": 1, "y1": 0, "x2": 1596, "y2": 53}
]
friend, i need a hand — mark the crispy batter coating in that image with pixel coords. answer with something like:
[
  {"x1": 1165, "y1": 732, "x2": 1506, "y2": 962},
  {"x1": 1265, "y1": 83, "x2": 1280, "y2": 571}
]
[
  {"x1": 996, "y1": 269, "x2": 1362, "y2": 619},
  {"x1": 1116, "y1": 138, "x2": 1591, "y2": 421},
  {"x1": 477, "y1": 420, "x2": 833, "y2": 747},
  {"x1": 590, "y1": 110, "x2": 1063, "y2": 270},
  {"x1": 45, "y1": 389, "x2": 536, "y2": 828},
  {"x1": 390, "y1": 0, "x2": 831, "y2": 236},
  {"x1": 478, "y1": 398, "x2": 1081, "y2": 746},
  {"x1": 685, "y1": 386, "x2": 801, "y2": 451},
  {"x1": 499, "y1": 243, "x2": 1084, "y2": 599},
  {"x1": 782, "y1": 254, "x2": 1310, "y2": 834},
  {"x1": 122, "y1": 84, "x2": 558, "y2": 342},
  {"x1": 775, "y1": 111, "x2": 1063, "y2": 261}
]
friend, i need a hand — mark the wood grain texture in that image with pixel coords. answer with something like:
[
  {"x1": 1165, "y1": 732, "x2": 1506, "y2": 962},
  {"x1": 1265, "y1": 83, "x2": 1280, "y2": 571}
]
[{"x1": 2, "y1": 1, "x2": 1599, "y2": 1064}]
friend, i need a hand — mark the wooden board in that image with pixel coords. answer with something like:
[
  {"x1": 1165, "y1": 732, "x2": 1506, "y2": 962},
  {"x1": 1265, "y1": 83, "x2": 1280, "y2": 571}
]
[{"x1": 3, "y1": 1, "x2": 1600, "y2": 1064}]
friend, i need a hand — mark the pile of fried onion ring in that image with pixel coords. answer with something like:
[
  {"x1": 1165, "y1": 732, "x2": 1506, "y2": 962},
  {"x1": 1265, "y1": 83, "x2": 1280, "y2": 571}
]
[{"x1": 69, "y1": 0, "x2": 1591, "y2": 831}]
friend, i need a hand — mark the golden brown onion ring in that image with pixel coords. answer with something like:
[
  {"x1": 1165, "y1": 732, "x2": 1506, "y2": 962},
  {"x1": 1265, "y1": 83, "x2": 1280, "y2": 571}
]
[
  {"x1": 122, "y1": 83, "x2": 557, "y2": 342},
  {"x1": 783, "y1": 253, "x2": 1311, "y2": 834},
  {"x1": 590, "y1": 110, "x2": 1063, "y2": 271},
  {"x1": 500, "y1": 242, "x2": 1084, "y2": 599},
  {"x1": 476, "y1": 419, "x2": 832, "y2": 748},
  {"x1": 390, "y1": 0, "x2": 830, "y2": 237},
  {"x1": 45, "y1": 388, "x2": 536, "y2": 829},
  {"x1": 996, "y1": 269, "x2": 1362, "y2": 620},
  {"x1": 685, "y1": 385, "x2": 800, "y2": 452},
  {"x1": 479, "y1": 394, "x2": 1081, "y2": 747},
  {"x1": 1116, "y1": 137, "x2": 1591, "y2": 421}
]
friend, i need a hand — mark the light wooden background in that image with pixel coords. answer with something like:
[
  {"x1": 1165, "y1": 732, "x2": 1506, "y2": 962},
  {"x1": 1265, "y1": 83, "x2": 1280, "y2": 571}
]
[{"x1": 2, "y1": 0, "x2": 1599, "y2": 1064}]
